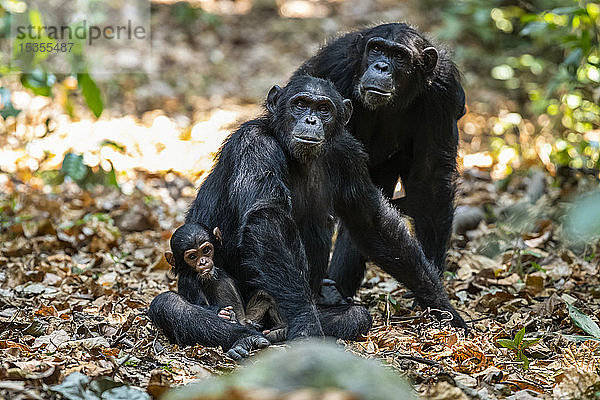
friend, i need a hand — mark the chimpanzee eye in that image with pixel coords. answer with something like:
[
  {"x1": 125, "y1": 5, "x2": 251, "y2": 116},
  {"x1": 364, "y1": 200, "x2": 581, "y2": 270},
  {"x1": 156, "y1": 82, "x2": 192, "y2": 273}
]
[
  {"x1": 188, "y1": 253, "x2": 197, "y2": 260},
  {"x1": 394, "y1": 48, "x2": 409, "y2": 60},
  {"x1": 294, "y1": 100, "x2": 307, "y2": 110},
  {"x1": 202, "y1": 247, "x2": 211, "y2": 255},
  {"x1": 372, "y1": 44, "x2": 382, "y2": 53},
  {"x1": 317, "y1": 105, "x2": 329, "y2": 113}
]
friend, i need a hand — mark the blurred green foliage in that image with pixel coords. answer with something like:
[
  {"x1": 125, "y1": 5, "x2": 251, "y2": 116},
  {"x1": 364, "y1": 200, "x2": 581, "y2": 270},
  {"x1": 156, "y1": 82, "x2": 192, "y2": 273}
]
[
  {"x1": 0, "y1": 3, "x2": 104, "y2": 117},
  {"x1": 564, "y1": 189, "x2": 600, "y2": 244},
  {"x1": 37, "y1": 152, "x2": 119, "y2": 190},
  {"x1": 170, "y1": 1, "x2": 221, "y2": 28},
  {"x1": 424, "y1": 0, "x2": 600, "y2": 171}
]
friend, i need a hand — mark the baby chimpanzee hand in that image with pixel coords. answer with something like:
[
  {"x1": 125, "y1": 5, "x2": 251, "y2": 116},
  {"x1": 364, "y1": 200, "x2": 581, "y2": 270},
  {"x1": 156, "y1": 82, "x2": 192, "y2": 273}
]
[{"x1": 218, "y1": 306, "x2": 237, "y2": 323}]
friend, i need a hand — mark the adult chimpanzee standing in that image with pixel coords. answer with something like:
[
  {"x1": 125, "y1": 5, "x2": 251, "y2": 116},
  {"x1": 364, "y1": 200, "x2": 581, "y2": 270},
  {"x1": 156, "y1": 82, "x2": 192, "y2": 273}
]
[
  {"x1": 293, "y1": 23, "x2": 466, "y2": 297},
  {"x1": 149, "y1": 75, "x2": 465, "y2": 356}
]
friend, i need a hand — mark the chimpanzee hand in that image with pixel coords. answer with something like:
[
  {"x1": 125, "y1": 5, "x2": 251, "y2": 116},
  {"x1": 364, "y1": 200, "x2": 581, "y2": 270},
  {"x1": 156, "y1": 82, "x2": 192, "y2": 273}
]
[
  {"x1": 431, "y1": 305, "x2": 468, "y2": 331},
  {"x1": 226, "y1": 335, "x2": 270, "y2": 360},
  {"x1": 421, "y1": 297, "x2": 468, "y2": 332},
  {"x1": 263, "y1": 327, "x2": 288, "y2": 343},
  {"x1": 218, "y1": 306, "x2": 237, "y2": 324},
  {"x1": 242, "y1": 318, "x2": 263, "y2": 331}
]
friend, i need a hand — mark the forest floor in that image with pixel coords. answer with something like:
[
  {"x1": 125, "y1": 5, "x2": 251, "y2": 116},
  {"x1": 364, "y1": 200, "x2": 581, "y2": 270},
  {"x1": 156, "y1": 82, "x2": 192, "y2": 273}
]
[{"x1": 1, "y1": 1, "x2": 600, "y2": 399}]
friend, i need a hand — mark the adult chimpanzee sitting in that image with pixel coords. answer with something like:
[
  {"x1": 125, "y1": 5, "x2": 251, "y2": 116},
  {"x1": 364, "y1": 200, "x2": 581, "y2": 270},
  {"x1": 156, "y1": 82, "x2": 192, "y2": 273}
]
[
  {"x1": 293, "y1": 23, "x2": 466, "y2": 297},
  {"x1": 149, "y1": 75, "x2": 465, "y2": 357}
]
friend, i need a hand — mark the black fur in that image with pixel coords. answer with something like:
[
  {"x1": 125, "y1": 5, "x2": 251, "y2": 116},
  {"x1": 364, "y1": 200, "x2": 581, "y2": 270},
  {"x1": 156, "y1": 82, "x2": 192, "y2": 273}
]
[
  {"x1": 149, "y1": 223, "x2": 270, "y2": 359},
  {"x1": 149, "y1": 75, "x2": 465, "y2": 347},
  {"x1": 293, "y1": 23, "x2": 466, "y2": 297}
]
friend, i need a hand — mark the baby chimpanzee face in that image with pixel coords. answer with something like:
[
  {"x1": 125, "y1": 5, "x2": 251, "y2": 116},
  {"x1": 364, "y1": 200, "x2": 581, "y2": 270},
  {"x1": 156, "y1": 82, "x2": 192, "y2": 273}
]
[
  {"x1": 165, "y1": 223, "x2": 222, "y2": 280},
  {"x1": 183, "y1": 240, "x2": 215, "y2": 278}
]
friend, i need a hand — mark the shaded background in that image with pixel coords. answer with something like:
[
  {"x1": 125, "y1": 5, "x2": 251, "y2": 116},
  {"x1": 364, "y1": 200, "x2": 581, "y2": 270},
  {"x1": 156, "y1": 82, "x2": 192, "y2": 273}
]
[{"x1": 1, "y1": 0, "x2": 598, "y2": 184}]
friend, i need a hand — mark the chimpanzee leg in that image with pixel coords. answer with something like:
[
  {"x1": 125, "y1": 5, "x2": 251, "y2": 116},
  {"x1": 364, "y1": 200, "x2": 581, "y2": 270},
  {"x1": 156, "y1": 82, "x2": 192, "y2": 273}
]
[
  {"x1": 317, "y1": 304, "x2": 372, "y2": 340},
  {"x1": 245, "y1": 290, "x2": 285, "y2": 329},
  {"x1": 329, "y1": 227, "x2": 366, "y2": 298},
  {"x1": 148, "y1": 291, "x2": 269, "y2": 359}
]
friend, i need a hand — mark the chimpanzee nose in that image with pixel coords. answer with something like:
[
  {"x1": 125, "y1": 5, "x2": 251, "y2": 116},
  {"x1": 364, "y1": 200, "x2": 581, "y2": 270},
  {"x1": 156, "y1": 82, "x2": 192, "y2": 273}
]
[
  {"x1": 374, "y1": 62, "x2": 389, "y2": 73},
  {"x1": 305, "y1": 116, "x2": 317, "y2": 125}
]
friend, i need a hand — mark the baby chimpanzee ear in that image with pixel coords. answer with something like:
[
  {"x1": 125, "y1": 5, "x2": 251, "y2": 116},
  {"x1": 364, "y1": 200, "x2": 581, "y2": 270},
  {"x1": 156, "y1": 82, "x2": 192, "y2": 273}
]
[
  {"x1": 342, "y1": 99, "x2": 353, "y2": 126},
  {"x1": 266, "y1": 85, "x2": 283, "y2": 114},
  {"x1": 164, "y1": 251, "x2": 175, "y2": 266},
  {"x1": 213, "y1": 227, "x2": 223, "y2": 245}
]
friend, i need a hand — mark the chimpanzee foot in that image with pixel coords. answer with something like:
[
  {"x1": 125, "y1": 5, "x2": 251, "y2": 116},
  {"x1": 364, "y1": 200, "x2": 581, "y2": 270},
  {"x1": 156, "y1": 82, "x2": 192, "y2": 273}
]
[
  {"x1": 226, "y1": 335, "x2": 270, "y2": 360},
  {"x1": 218, "y1": 306, "x2": 237, "y2": 324}
]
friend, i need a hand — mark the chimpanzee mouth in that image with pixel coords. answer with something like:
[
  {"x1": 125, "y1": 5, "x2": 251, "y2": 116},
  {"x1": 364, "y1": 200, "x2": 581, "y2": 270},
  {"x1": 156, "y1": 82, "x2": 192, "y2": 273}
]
[
  {"x1": 364, "y1": 87, "x2": 393, "y2": 96},
  {"x1": 294, "y1": 136, "x2": 324, "y2": 145},
  {"x1": 198, "y1": 269, "x2": 215, "y2": 279}
]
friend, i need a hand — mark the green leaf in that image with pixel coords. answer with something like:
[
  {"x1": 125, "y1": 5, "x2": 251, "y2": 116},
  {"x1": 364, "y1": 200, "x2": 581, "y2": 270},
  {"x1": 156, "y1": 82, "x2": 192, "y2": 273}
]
[
  {"x1": 36, "y1": 170, "x2": 65, "y2": 186},
  {"x1": 101, "y1": 140, "x2": 126, "y2": 152},
  {"x1": 567, "y1": 303, "x2": 600, "y2": 338},
  {"x1": 50, "y1": 371, "x2": 89, "y2": 399},
  {"x1": 520, "y1": 21, "x2": 547, "y2": 36},
  {"x1": 514, "y1": 327, "x2": 525, "y2": 346},
  {"x1": 21, "y1": 70, "x2": 55, "y2": 97},
  {"x1": 550, "y1": 6, "x2": 582, "y2": 15},
  {"x1": 520, "y1": 353, "x2": 530, "y2": 370},
  {"x1": 82, "y1": 165, "x2": 119, "y2": 190},
  {"x1": 521, "y1": 338, "x2": 541, "y2": 348},
  {"x1": 497, "y1": 339, "x2": 516, "y2": 349},
  {"x1": 530, "y1": 262, "x2": 546, "y2": 272},
  {"x1": 51, "y1": 372, "x2": 150, "y2": 400},
  {"x1": 0, "y1": 88, "x2": 21, "y2": 118},
  {"x1": 564, "y1": 48, "x2": 583, "y2": 67},
  {"x1": 522, "y1": 249, "x2": 542, "y2": 258},
  {"x1": 61, "y1": 153, "x2": 88, "y2": 182},
  {"x1": 387, "y1": 295, "x2": 397, "y2": 306},
  {"x1": 77, "y1": 73, "x2": 103, "y2": 118},
  {"x1": 564, "y1": 191, "x2": 600, "y2": 244},
  {"x1": 562, "y1": 335, "x2": 600, "y2": 342}
]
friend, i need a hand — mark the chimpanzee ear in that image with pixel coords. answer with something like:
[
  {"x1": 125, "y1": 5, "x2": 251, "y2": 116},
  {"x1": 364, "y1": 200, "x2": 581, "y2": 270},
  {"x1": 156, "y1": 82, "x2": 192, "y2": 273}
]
[
  {"x1": 213, "y1": 227, "x2": 223, "y2": 245},
  {"x1": 266, "y1": 85, "x2": 283, "y2": 114},
  {"x1": 165, "y1": 251, "x2": 175, "y2": 266},
  {"x1": 423, "y1": 46, "x2": 438, "y2": 73},
  {"x1": 342, "y1": 99, "x2": 353, "y2": 126}
]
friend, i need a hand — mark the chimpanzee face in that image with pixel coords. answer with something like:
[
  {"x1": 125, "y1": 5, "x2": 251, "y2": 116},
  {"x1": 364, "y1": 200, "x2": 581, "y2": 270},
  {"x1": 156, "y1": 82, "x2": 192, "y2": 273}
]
[
  {"x1": 267, "y1": 77, "x2": 352, "y2": 163},
  {"x1": 357, "y1": 36, "x2": 438, "y2": 110},
  {"x1": 165, "y1": 224, "x2": 222, "y2": 280},
  {"x1": 182, "y1": 241, "x2": 215, "y2": 278}
]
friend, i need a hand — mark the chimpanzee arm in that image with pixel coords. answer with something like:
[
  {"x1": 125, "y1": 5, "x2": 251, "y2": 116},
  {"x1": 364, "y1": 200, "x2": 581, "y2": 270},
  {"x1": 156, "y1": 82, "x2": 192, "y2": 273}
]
[
  {"x1": 400, "y1": 87, "x2": 464, "y2": 272},
  {"x1": 229, "y1": 129, "x2": 323, "y2": 339},
  {"x1": 237, "y1": 192, "x2": 323, "y2": 339},
  {"x1": 402, "y1": 140, "x2": 457, "y2": 272},
  {"x1": 331, "y1": 139, "x2": 466, "y2": 328},
  {"x1": 148, "y1": 291, "x2": 269, "y2": 358}
]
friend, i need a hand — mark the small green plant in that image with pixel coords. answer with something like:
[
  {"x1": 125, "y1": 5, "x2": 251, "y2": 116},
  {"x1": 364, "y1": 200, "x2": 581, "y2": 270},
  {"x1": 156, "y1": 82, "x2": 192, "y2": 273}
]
[
  {"x1": 161, "y1": 360, "x2": 173, "y2": 372},
  {"x1": 124, "y1": 359, "x2": 139, "y2": 367},
  {"x1": 497, "y1": 327, "x2": 541, "y2": 370}
]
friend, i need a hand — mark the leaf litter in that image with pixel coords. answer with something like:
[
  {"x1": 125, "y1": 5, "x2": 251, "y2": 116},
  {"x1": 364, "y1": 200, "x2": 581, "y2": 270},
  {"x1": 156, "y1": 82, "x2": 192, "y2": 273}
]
[{"x1": 0, "y1": 160, "x2": 599, "y2": 400}]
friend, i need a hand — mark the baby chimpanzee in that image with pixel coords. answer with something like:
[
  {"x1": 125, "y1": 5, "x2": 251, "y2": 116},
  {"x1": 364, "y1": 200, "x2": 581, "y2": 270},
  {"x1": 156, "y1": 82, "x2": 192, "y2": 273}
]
[{"x1": 165, "y1": 223, "x2": 287, "y2": 344}]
